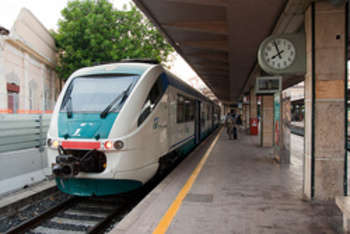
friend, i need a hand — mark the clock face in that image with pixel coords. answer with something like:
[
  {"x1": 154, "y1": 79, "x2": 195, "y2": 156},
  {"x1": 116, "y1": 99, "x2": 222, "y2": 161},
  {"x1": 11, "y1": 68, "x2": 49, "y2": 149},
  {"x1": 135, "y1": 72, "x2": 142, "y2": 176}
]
[{"x1": 262, "y1": 38, "x2": 296, "y2": 70}]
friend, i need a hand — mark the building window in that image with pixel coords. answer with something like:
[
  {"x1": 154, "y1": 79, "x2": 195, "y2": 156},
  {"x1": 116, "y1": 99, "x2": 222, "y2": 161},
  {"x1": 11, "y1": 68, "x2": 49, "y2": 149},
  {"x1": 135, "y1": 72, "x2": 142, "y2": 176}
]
[{"x1": 7, "y1": 83, "x2": 19, "y2": 113}]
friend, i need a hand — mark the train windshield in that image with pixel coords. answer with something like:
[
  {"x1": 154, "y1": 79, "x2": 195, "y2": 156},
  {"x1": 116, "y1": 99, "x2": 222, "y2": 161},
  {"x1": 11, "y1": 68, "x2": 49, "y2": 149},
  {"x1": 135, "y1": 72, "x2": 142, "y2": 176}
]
[{"x1": 60, "y1": 75, "x2": 138, "y2": 113}]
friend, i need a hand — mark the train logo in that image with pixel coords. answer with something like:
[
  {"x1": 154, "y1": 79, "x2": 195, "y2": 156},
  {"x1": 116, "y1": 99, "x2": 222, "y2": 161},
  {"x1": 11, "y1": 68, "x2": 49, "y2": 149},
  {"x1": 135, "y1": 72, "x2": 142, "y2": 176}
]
[{"x1": 153, "y1": 117, "x2": 159, "y2": 129}]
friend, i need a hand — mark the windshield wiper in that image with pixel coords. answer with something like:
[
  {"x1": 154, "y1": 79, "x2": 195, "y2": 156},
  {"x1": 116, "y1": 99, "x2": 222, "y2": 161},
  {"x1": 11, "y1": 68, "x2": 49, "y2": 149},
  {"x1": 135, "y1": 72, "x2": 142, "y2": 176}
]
[
  {"x1": 62, "y1": 83, "x2": 74, "y2": 118},
  {"x1": 100, "y1": 83, "x2": 133, "y2": 119},
  {"x1": 66, "y1": 96, "x2": 73, "y2": 118}
]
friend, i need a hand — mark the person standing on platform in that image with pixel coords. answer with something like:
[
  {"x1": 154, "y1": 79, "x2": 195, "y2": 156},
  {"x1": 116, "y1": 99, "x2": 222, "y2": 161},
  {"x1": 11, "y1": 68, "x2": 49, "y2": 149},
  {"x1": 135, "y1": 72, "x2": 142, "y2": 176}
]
[
  {"x1": 225, "y1": 110, "x2": 238, "y2": 140},
  {"x1": 236, "y1": 113, "x2": 242, "y2": 131},
  {"x1": 225, "y1": 112, "x2": 233, "y2": 140},
  {"x1": 231, "y1": 110, "x2": 238, "y2": 139}
]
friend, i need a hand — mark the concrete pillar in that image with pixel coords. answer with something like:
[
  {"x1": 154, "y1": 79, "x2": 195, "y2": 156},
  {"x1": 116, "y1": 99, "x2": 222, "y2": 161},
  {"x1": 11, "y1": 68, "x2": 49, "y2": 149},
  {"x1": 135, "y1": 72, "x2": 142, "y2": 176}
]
[
  {"x1": 249, "y1": 88, "x2": 257, "y2": 120},
  {"x1": 245, "y1": 104, "x2": 250, "y2": 129},
  {"x1": 281, "y1": 95, "x2": 291, "y2": 161},
  {"x1": 249, "y1": 88, "x2": 258, "y2": 135},
  {"x1": 274, "y1": 93, "x2": 291, "y2": 164},
  {"x1": 260, "y1": 95, "x2": 274, "y2": 147},
  {"x1": 242, "y1": 104, "x2": 249, "y2": 129},
  {"x1": 304, "y1": 2, "x2": 346, "y2": 200}
]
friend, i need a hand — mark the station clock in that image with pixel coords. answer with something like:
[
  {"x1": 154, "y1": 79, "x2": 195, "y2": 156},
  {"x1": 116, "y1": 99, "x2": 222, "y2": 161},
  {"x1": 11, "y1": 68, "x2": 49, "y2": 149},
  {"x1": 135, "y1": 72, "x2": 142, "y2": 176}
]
[{"x1": 257, "y1": 34, "x2": 306, "y2": 75}]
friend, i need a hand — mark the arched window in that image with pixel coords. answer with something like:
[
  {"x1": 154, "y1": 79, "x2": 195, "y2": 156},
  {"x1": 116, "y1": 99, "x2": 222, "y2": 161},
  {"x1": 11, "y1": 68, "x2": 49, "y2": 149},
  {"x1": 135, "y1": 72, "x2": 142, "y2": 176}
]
[
  {"x1": 6, "y1": 72, "x2": 20, "y2": 114},
  {"x1": 7, "y1": 83, "x2": 19, "y2": 113}
]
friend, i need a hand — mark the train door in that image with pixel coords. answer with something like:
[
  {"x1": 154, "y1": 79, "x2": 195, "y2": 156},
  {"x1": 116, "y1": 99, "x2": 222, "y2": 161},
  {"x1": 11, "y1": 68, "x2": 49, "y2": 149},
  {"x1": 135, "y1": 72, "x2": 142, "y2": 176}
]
[
  {"x1": 195, "y1": 100, "x2": 201, "y2": 144},
  {"x1": 168, "y1": 88, "x2": 177, "y2": 149}
]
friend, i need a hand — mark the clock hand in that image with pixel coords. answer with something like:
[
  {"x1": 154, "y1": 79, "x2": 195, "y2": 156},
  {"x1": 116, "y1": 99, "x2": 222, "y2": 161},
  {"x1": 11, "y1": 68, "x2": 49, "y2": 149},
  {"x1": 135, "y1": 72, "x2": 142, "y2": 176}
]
[
  {"x1": 270, "y1": 50, "x2": 285, "y2": 60},
  {"x1": 273, "y1": 41, "x2": 282, "y2": 59}
]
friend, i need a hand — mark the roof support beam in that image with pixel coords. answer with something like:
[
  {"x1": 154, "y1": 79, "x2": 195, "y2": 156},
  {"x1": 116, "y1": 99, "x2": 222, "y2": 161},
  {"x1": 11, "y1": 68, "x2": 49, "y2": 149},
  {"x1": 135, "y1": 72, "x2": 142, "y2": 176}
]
[
  {"x1": 201, "y1": 75, "x2": 229, "y2": 80},
  {"x1": 203, "y1": 77, "x2": 229, "y2": 82},
  {"x1": 194, "y1": 64, "x2": 229, "y2": 71},
  {"x1": 182, "y1": 40, "x2": 229, "y2": 51},
  {"x1": 197, "y1": 69, "x2": 229, "y2": 75},
  {"x1": 190, "y1": 59, "x2": 229, "y2": 66},
  {"x1": 186, "y1": 52, "x2": 228, "y2": 63},
  {"x1": 164, "y1": 21, "x2": 228, "y2": 35},
  {"x1": 199, "y1": 70, "x2": 229, "y2": 75},
  {"x1": 165, "y1": 0, "x2": 228, "y2": 7}
]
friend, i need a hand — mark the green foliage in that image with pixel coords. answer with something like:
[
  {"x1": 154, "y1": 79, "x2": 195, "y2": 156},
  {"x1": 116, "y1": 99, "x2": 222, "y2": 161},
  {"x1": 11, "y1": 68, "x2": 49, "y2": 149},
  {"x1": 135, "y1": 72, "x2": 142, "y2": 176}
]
[{"x1": 53, "y1": 0, "x2": 174, "y2": 80}]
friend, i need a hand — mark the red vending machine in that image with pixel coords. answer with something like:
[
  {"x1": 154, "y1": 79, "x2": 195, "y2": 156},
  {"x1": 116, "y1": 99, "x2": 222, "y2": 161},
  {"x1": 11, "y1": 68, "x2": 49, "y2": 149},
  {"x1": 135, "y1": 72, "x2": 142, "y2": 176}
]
[{"x1": 250, "y1": 118, "x2": 258, "y2": 135}]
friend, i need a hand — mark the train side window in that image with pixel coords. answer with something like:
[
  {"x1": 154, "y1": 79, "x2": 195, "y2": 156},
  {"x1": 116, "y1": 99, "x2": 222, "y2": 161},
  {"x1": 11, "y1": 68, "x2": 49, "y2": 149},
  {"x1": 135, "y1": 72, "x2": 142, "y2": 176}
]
[
  {"x1": 137, "y1": 76, "x2": 164, "y2": 126},
  {"x1": 207, "y1": 105, "x2": 211, "y2": 120},
  {"x1": 177, "y1": 94, "x2": 195, "y2": 123},
  {"x1": 177, "y1": 95, "x2": 185, "y2": 123}
]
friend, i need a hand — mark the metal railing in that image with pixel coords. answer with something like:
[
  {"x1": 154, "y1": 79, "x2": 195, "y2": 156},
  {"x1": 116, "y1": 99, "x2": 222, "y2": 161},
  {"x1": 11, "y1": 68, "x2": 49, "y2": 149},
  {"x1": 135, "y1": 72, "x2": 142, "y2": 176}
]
[
  {"x1": 288, "y1": 123, "x2": 350, "y2": 150},
  {"x1": 0, "y1": 114, "x2": 51, "y2": 153},
  {"x1": 289, "y1": 124, "x2": 304, "y2": 137}
]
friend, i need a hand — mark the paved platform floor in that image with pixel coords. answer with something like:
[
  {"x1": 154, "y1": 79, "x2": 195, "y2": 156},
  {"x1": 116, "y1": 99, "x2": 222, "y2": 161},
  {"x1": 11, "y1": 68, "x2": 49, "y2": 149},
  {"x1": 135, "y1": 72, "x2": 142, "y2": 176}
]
[{"x1": 112, "y1": 129, "x2": 342, "y2": 234}]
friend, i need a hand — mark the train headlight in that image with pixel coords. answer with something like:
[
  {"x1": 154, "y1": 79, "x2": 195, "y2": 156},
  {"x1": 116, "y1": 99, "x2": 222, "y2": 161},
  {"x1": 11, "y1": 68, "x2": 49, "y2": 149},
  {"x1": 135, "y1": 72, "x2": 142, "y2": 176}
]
[
  {"x1": 52, "y1": 140, "x2": 59, "y2": 148},
  {"x1": 47, "y1": 138, "x2": 59, "y2": 149},
  {"x1": 114, "y1": 140, "x2": 124, "y2": 150},
  {"x1": 104, "y1": 141, "x2": 113, "y2": 150}
]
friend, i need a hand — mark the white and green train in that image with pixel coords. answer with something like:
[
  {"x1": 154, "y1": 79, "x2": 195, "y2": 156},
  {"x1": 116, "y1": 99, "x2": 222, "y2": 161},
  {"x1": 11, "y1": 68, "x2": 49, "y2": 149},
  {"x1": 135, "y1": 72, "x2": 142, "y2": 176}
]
[{"x1": 47, "y1": 60, "x2": 220, "y2": 196}]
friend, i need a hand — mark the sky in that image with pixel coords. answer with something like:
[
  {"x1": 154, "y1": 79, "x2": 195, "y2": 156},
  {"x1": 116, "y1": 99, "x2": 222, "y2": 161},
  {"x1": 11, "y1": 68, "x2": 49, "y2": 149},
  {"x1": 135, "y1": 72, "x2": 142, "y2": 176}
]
[
  {"x1": 0, "y1": 0, "x2": 201, "y2": 87},
  {"x1": 0, "y1": 0, "x2": 133, "y2": 31}
]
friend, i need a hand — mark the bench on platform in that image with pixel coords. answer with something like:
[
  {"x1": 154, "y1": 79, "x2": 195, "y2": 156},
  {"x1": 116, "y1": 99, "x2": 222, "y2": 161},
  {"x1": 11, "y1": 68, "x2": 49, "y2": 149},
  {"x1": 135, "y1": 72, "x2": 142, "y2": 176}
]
[{"x1": 335, "y1": 196, "x2": 350, "y2": 233}]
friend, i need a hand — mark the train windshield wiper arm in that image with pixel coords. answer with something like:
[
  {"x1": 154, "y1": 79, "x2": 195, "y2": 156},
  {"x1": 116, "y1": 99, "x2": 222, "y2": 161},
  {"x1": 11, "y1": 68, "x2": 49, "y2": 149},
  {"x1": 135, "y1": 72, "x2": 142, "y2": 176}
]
[
  {"x1": 100, "y1": 83, "x2": 133, "y2": 119},
  {"x1": 66, "y1": 96, "x2": 73, "y2": 118},
  {"x1": 62, "y1": 82, "x2": 74, "y2": 118}
]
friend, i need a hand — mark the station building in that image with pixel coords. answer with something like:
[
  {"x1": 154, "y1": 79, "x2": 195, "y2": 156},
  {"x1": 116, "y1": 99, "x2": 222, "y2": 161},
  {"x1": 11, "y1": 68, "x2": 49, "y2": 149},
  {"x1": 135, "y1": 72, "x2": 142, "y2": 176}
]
[{"x1": 0, "y1": 8, "x2": 61, "y2": 114}]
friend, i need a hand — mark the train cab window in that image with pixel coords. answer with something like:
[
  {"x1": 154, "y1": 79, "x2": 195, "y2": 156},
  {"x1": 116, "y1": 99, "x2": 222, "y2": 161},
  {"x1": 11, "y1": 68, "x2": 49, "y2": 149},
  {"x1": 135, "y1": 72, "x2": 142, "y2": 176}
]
[{"x1": 137, "y1": 76, "x2": 164, "y2": 126}]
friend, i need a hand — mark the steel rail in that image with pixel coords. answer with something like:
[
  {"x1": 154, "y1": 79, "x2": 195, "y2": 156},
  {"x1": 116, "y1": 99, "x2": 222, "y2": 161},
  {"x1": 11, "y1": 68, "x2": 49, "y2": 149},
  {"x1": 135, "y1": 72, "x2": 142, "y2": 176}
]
[{"x1": 6, "y1": 196, "x2": 79, "y2": 234}]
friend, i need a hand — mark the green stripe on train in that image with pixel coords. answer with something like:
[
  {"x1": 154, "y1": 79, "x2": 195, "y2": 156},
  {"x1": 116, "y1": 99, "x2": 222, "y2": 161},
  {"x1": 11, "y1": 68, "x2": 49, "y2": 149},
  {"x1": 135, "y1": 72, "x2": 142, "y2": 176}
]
[{"x1": 55, "y1": 178, "x2": 143, "y2": 196}]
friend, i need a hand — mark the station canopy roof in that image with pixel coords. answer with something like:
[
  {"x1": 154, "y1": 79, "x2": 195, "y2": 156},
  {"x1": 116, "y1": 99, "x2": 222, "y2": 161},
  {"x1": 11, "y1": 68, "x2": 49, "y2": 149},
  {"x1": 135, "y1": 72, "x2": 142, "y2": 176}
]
[{"x1": 133, "y1": 0, "x2": 310, "y2": 103}]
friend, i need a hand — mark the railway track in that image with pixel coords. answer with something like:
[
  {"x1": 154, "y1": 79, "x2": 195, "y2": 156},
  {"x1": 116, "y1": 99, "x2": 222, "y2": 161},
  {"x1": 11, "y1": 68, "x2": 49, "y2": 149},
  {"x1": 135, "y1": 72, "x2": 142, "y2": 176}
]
[
  {"x1": 6, "y1": 194, "x2": 135, "y2": 234},
  {"x1": 3, "y1": 128, "x2": 206, "y2": 234}
]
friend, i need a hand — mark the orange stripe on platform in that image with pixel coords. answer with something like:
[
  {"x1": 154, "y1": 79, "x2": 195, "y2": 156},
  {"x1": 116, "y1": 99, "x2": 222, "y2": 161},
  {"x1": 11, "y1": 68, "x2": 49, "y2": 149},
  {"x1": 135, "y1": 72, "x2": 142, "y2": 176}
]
[{"x1": 153, "y1": 128, "x2": 223, "y2": 234}]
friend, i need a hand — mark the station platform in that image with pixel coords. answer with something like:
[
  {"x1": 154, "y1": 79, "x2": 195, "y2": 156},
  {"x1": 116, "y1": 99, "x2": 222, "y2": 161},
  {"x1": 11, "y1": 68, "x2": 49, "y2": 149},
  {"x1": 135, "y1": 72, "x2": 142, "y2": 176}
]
[
  {"x1": 111, "y1": 129, "x2": 342, "y2": 234},
  {"x1": 111, "y1": 128, "x2": 341, "y2": 234}
]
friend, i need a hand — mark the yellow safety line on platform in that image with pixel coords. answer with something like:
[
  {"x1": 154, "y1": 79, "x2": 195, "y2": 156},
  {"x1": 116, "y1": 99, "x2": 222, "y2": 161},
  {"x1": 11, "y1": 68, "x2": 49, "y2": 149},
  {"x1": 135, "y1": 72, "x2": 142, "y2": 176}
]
[{"x1": 153, "y1": 128, "x2": 223, "y2": 234}]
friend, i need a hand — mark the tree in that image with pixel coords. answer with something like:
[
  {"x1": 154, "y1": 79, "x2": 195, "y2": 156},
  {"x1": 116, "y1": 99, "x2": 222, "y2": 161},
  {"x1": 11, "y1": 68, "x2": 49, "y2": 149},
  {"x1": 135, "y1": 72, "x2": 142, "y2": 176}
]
[{"x1": 53, "y1": 0, "x2": 174, "y2": 80}]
